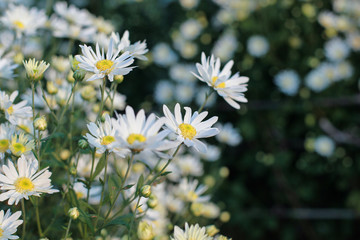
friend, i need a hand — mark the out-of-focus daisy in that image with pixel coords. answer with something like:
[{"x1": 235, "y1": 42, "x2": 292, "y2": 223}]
[
  {"x1": 175, "y1": 154, "x2": 203, "y2": 177},
  {"x1": 212, "y1": 30, "x2": 238, "y2": 62},
  {"x1": 174, "y1": 178, "x2": 210, "y2": 203},
  {"x1": 163, "y1": 103, "x2": 219, "y2": 152},
  {"x1": 0, "y1": 57, "x2": 17, "y2": 80},
  {"x1": 169, "y1": 63, "x2": 196, "y2": 83},
  {"x1": 179, "y1": 0, "x2": 200, "y2": 10},
  {"x1": 111, "y1": 31, "x2": 149, "y2": 60},
  {"x1": 0, "y1": 155, "x2": 59, "y2": 205},
  {"x1": 193, "y1": 52, "x2": 249, "y2": 109},
  {"x1": 53, "y1": 1, "x2": 92, "y2": 27},
  {"x1": 314, "y1": 135, "x2": 335, "y2": 157},
  {"x1": 73, "y1": 181, "x2": 101, "y2": 205},
  {"x1": 152, "y1": 43, "x2": 178, "y2": 67},
  {"x1": 154, "y1": 80, "x2": 174, "y2": 104},
  {"x1": 247, "y1": 35, "x2": 269, "y2": 57},
  {"x1": 324, "y1": 37, "x2": 350, "y2": 62},
  {"x1": 179, "y1": 19, "x2": 203, "y2": 40},
  {"x1": 76, "y1": 38, "x2": 134, "y2": 82},
  {"x1": 346, "y1": 31, "x2": 360, "y2": 51},
  {"x1": 92, "y1": 16, "x2": 114, "y2": 35},
  {"x1": 305, "y1": 69, "x2": 331, "y2": 92},
  {"x1": 85, "y1": 115, "x2": 129, "y2": 157},
  {"x1": 0, "y1": 90, "x2": 32, "y2": 125},
  {"x1": 0, "y1": 209, "x2": 23, "y2": 240},
  {"x1": 116, "y1": 106, "x2": 170, "y2": 154},
  {"x1": 215, "y1": 123, "x2": 242, "y2": 146},
  {"x1": 0, "y1": 4, "x2": 47, "y2": 37},
  {"x1": 334, "y1": 61, "x2": 354, "y2": 80},
  {"x1": 171, "y1": 222, "x2": 212, "y2": 240},
  {"x1": 274, "y1": 70, "x2": 301, "y2": 96},
  {"x1": 174, "y1": 83, "x2": 195, "y2": 104},
  {"x1": 0, "y1": 123, "x2": 15, "y2": 159},
  {"x1": 196, "y1": 144, "x2": 221, "y2": 162},
  {"x1": 9, "y1": 132, "x2": 34, "y2": 157}
]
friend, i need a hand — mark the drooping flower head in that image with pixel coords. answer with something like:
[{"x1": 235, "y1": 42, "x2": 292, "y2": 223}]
[
  {"x1": 0, "y1": 209, "x2": 23, "y2": 240},
  {"x1": 75, "y1": 38, "x2": 135, "y2": 82},
  {"x1": 163, "y1": 103, "x2": 219, "y2": 152},
  {"x1": 0, "y1": 155, "x2": 59, "y2": 205},
  {"x1": 193, "y1": 52, "x2": 249, "y2": 109}
]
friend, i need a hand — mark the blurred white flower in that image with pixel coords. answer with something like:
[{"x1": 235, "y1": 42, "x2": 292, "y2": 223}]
[
  {"x1": 0, "y1": 90, "x2": 32, "y2": 125},
  {"x1": 154, "y1": 80, "x2": 174, "y2": 104},
  {"x1": 73, "y1": 181, "x2": 102, "y2": 205},
  {"x1": 274, "y1": 70, "x2": 301, "y2": 96},
  {"x1": 169, "y1": 63, "x2": 196, "y2": 83},
  {"x1": 0, "y1": 209, "x2": 23, "y2": 240},
  {"x1": 111, "y1": 31, "x2": 149, "y2": 60},
  {"x1": 215, "y1": 122, "x2": 242, "y2": 146},
  {"x1": 212, "y1": 30, "x2": 238, "y2": 62},
  {"x1": 173, "y1": 178, "x2": 210, "y2": 203},
  {"x1": 152, "y1": 43, "x2": 178, "y2": 67},
  {"x1": 247, "y1": 35, "x2": 269, "y2": 57},
  {"x1": 174, "y1": 83, "x2": 195, "y2": 104},
  {"x1": 324, "y1": 37, "x2": 350, "y2": 62},
  {"x1": 175, "y1": 154, "x2": 203, "y2": 177},
  {"x1": 179, "y1": 19, "x2": 203, "y2": 40},
  {"x1": 179, "y1": 0, "x2": 200, "y2": 9},
  {"x1": 314, "y1": 135, "x2": 335, "y2": 157},
  {"x1": 171, "y1": 222, "x2": 211, "y2": 240},
  {"x1": 305, "y1": 69, "x2": 331, "y2": 92}
]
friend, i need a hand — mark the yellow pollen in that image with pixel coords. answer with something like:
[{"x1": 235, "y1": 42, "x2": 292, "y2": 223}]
[
  {"x1": 7, "y1": 106, "x2": 14, "y2": 115},
  {"x1": 76, "y1": 191, "x2": 85, "y2": 199},
  {"x1": 0, "y1": 139, "x2": 9, "y2": 152},
  {"x1": 216, "y1": 82, "x2": 226, "y2": 88},
  {"x1": 12, "y1": 143, "x2": 26, "y2": 154},
  {"x1": 187, "y1": 191, "x2": 198, "y2": 202},
  {"x1": 96, "y1": 59, "x2": 114, "y2": 73},
  {"x1": 211, "y1": 76, "x2": 218, "y2": 86},
  {"x1": 13, "y1": 20, "x2": 24, "y2": 29},
  {"x1": 15, "y1": 177, "x2": 34, "y2": 193},
  {"x1": 101, "y1": 135, "x2": 115, "y2": 145},
  {"x1": 179, "y1": 123, "x2": 197, "y2": 140},
  {"x1": 0, "y1": 228, "x2": 3, "y2": 237},
  {"x1": 127, "y1": 134, "x2": 147, "y2": 145}
]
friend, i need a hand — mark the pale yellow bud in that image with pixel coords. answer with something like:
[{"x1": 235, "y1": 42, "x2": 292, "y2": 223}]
[
  {"x1": 47, "y1": 82, "x2": 58, "y2": 95},
  {"x1": 147, "y1": 194, "x2": 158, "y2": 209},
  {"x1": 191, "y1": 202, "x2": 204, "y2": 217},
  {"x1": 220, "y1": 211, "x2": 231, "y2": 222},
  {"x1": 60, "y1": 149, "x2": 71, "y2": 160},
  {"x1": 67, "y1": 70, "x2": 75, "y2": 83},
  {"x1": 219, "y1": 167, "x2": 229, "y2": 178},
  {"x1": 137, "y1": 221, "x2": 155, "y2": 240},
  {"x1": 81, "y1": 85, "x2": 97, "y2": 101},
  {"x1": 114, "y1": 75, "x2": 124, "y2": 83},
  {"x1": 68, "y1": 207, "x2": 79, "y2": 220},
  {"x1": 140, "y1": 185, "x2": 151, "y2": 198},
  {"x1": 206, "y1": 225, "x2": 219, "y2": 237},
  {"x1": 34, "y1": 116, "x2": 47, "y2": 131}
]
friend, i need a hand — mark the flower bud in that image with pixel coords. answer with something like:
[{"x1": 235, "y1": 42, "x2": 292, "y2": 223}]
[
  {"x1": 137, "y1": 221, "x2": 155, "y2": 240},
  {"x1": 140, "y1": 185, "x2": 151, "y2": 198},
  {"x1": 23, "y1": 58, "x2": 50, "y2": 82},
  {"x1": 68, "y1": 207, "x2": 79, "y2": 220},
  {"x1": 34, "y1": 116, "x2": 47, "y2": 131},
  {"x1": 47, "y1": 81, "x2": 58, "y2": 95},
  {"x1": 67, "y1": 71, "x2": 75, "y2": 83},
  {"x1": 69, "y1": 55, "x2": 80, "y2": 72},
  {"x1": 81, "y1": 85, "x2": 96, "y2": 101},
  {"x1": 70, "y1": 166, "x2": 77, "y2": 175},
  {"x1": 60, "y1": 149, "x2": 71, "y2": 160},
  {"x1": 147, "y1": 194, "x2": 158, "y2": 209},
  {"x1": 101, "y1": 111, "x2": 110, "y2": 122},
  {"x1": 220, "y1": 211, "x2": 231, "y2": 222},
  {"x1": 78, "y1": 139, "x2": 89, "y2": 149},
  {"x1": 206, "y1": 225, "x2": 219, "y2": 237},
  {"x1": 73, "y1": 69, "x2": 86, "y2": 82},
  {"x1": 114, "y1": 75, "x2": 124, "y2": 84}
]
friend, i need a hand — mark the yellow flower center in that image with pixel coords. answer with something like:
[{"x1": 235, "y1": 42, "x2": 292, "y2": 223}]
[
  {"x1": 12, "y1": 143, "x2": 26, "y2": 154},
  {"x1": 179, "y1": 123, "x2": 197, "y2": 140},
  {"x1": 13, "y1": 20, "x2": 24, "y2": 29},
  {"x1": 101, "y1": 135, "x2": 115, "y2": 145},
  {"x1": 211, "y1": 76, "x2": 225, "y2": 88},
  {"x1": 96, "y1": 59, "x2": 114, "y2": 73},
  {"x1": 0, "y1": 228, "x2": 3, "y2": 237},
  {"x1": 7, "y1": 106, "x2": 14, "y2": 115},
  {"x1": 0, "y1": 139, "x2": 9, "y2": 152},
  {"x1": 76, "y1": 191, "x2": 85, "y2": 199},
  {"x1": 15, "y1": 177, "x2": 34, "y2": 193},
  {"x1": 127, "y1": 134, "x2": 147, "y2": 145},
  {"x1": 187, "y1": 191, "x2": 198, "y2": 202}
]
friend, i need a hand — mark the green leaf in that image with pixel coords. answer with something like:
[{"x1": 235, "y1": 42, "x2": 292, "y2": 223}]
[
  {"x1": 160, "y1": 171, "x2": 172, "y2": 176},
  {"x1": 91, "y1": 154, "x2": 106, "y2": 182},
  {"x1": 108, "y1": 174, "x2": 121, "y2": 204},
  {"x1": 103, "y1": 213, "x2": 133, "y2": 229},
  {"x1": 78, "y1": 209, "x2": 95, "y2": 234},
  {"x1": 135, "y1": 174, "x2": 144, "y2": 196}
]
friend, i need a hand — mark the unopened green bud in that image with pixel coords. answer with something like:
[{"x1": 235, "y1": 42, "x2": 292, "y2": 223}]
[
  {"x1": 73, "y1": 69, "x2": 86, "y2": 82},
  {"x1": 70, "y1": 166, "x2": 77, "y2": 175},
  {"x1": 68, "y1": 207, "x2": 79, "y2": 220},
  {"x1": 69, "y1": 55, "x2": 80, "y2": 72},
  {"x1": 137, "y1": 221, "x2": 155, "y2": 240},
  {"x1": 101, "y1": 111, "x2": 110, "y2": 122},
  {"x1": 147, "y1": 194, "x2": 158, "y2": 208},
  {"x1": 78, "y1": 139, "x2": 89, "y2": 149},
  {"x1": 34, "y1": 116, "x2": 47, "y2": 131},
  {"x1": 114, "y1": 75, "x2": 124, "y2": 83},
  {"x1": 140, "y1": 185, "x2": 151, "y2": 198}
]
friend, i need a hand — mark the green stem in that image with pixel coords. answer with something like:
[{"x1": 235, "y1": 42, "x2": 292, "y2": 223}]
[
  {"x1": 21, "y1": 199, "x2": 26, "y2": 239},
  {"x1": 31, "y1": 83, "x2": 38, "y2": 160},
  {"x1": 35, "y1": 199, "x2": 44, "y2": 237},
  {"x1": 129, "y1": 195, "x2": 142, "y2": 238},
  {"x1": 97, "y1": 77, "x2": 106, "y2": 122},
  {"x1": 86, "y1": 150, "x2": 96, "y2": 203},
  {"x1": 64, "y1": 218, "x2": 72, "y2": 240},
  {"x1": 39, "y1": 81, "x2": 58, "y2": 121},
  {"x1": 94, "y1": 150, "x2": 109, "y2": 231},
  {"x1": 197, "y1": 90, "x2": 214, "y2": 113},
  {"x1": 104, "y1": 153, "x2": 134, "y2": 221}
]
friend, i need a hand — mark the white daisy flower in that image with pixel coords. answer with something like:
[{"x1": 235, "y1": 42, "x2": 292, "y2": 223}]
[
  {"x1": 0, "y1": 57, "x2": 17, "y2": 80},
  {"x1": 179, "y1": 18, "x2": 203, "y2": 40},
  {"x1": 0, "y1": 123, "x2": 15, "y2": 159},
  {"x1": 53, "y1": 1, "x2": 92, "y2": 27},
  {"x1": 0, "y1": 90, "x2": 32, "y2": 125},
  {"x1": 73, "y1": 181, "x2": 101, "y2": 205},
  {"x1": 85, "y1": 115, "x2": 129, "y2": 157},
  {"x1": 23, "y1": 58, "x2": 50, "y2": 82},
  {"x1": 274, "y1": 70, "x2": 301, "y2": 96},
  {"x1": 173, "y1": 178, "x2": 210, "y2": 203},
  {"x1": 215, "y1": 123, "x2": 242, "y2": 146},
  {"x1": 152, "y1": 43, "x2": 178, "y2": 67},
  {"x1": 111, "y1": 31, "x2": 149, "y2": 60},
  {"x1": 163, "y1": 103, "x2": 219, "y2": 152},
  {"x1": 0, "y1": 209, "x2": 23, "y2": 240},
  {"x1": 193, "y1": 52, "x2": 249, "y2": 109},
  {"x1": 154, "y1": 80, "x2": 174, "y2": 104},
  {"x1": 75, "y1": 38, "x2": 135, "y2": 82},
  {"x1": 175, "y1": 154, "x2": 203, "y2": 177},
  {"x1": 171, "y1": 222, "x2": 212, "y2": 240},
  {"x1": 305, "y1": 69, "x2": 331, "y2": 92},
  {"x1": 0, "y1": 155, "x2": 59, "y2": 205},
  {"x1": 324, "y1": 37, "x2": 350, "y2": 62},
  {"x1": 247, "y1": 35, "x2": 269, "y2": 57},
  {"x1": 0, "y1": 4, "x2": 47, "y2": 38},
  {"x1": 314, "y1": 135, "x2": 335, "y2": 157},
  {"x1": 115, "y1": 106, "x2": 171, "y2": 154}
]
